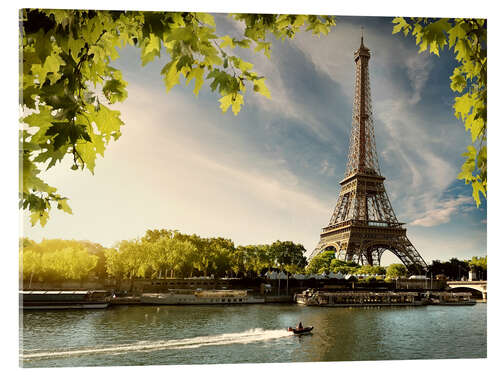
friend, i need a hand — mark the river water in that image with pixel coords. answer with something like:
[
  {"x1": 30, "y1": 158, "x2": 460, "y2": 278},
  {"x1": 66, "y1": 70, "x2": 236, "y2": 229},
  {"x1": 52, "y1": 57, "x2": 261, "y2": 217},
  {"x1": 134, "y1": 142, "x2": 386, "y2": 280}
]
[{"x1": 20, "y1": 303, "x2": 486, "y2": 367}]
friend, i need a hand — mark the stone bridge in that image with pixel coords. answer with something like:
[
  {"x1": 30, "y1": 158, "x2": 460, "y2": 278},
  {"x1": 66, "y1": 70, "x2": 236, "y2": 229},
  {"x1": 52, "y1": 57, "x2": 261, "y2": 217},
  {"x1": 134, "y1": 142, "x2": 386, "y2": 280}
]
[{"x1": 447, "y1": 280, "x2": 487, "y2": 300}]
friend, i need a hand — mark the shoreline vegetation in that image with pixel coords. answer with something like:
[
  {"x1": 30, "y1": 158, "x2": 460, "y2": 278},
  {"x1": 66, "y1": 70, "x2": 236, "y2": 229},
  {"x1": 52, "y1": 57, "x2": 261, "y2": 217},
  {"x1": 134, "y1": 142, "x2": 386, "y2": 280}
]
[{"x1": 20, "y1": 229, "x2": 487, "y2": 289}]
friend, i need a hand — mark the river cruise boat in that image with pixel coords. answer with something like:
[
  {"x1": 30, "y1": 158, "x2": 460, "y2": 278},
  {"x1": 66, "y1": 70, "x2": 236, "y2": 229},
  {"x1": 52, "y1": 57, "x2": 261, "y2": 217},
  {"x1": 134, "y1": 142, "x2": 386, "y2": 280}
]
[
  {"x1": 141, "y1": 289, "x2": 265, "y2": 305},
  {"x1": 295, "y1": 290, "x2": 424, "y2": 307},
  {"x1": 20, "y1": 290, "x2": 111, "y2": 310},
  {"x1": 424, "y1": 291, "x2": 476, "y2": 305}
]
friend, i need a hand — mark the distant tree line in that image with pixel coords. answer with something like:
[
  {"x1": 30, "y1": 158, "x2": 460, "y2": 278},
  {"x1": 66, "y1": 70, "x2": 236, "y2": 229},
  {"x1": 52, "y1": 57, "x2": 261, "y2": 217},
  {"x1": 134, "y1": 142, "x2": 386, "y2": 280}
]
[
  {"x1": 20, "y1": 238, "x2": 107, "y2": 285},
  {"x1": 304, "y1": 250, "x2": 487, "y2": 281},
  {"x1": 19, "y1": 233, "x2": 487, "y2": 284},
  {"x1": 428, "y1": 256, "x2": 487, "y2": 280},
  {"x1": 19, "y1": 229, "x2": 307, "y2": 284}
]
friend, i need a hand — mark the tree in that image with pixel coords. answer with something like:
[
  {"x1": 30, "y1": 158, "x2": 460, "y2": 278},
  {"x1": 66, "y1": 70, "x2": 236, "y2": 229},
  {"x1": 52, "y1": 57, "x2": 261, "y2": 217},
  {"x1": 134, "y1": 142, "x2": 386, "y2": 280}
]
[
  {"x1": 306, "y1": 250, "x2": 336, "y2": 274},
  {"x1": 231, "y1": 246, "x2": 248, "y2": 277},
  {"x1": 392, "y1": 18, "x2": 486, "y2": 206},
  {"x1": 469, "y1": 256, "x2": 487, "y2": 280},
  {"x1": 20, "y1": 239, "x2": 99, "y2": 283},
  {"x1": 255, "y1": 244, "x2": 273, "y2": 276},
  {"x1": 20, "y1": 249, "x2": 42, "y2": 287},
  {"x1": 20, "y1": 9, "x2": 336, "y2": 226},
  {"x1": 355, "y1": 265, "x2": 386, "y2": 276},
  {"x1": 469, "y1": 255, "x2": 486, "y2": 271},
  {"x1": 114, "y1": 240, "x2": 148, "y2": 286},
  {"x1": 104, "y1": 247, "x2": 127, "y2": 282},
  {"x1": 385, "y1": 263, "x2": 408, "y2": 279},
  {"x1": 329, "y1": 259, "x2": 360, "y2": 275},
  {"x1": 269, "y1": 240, "x2": 307, "y2": 274}
]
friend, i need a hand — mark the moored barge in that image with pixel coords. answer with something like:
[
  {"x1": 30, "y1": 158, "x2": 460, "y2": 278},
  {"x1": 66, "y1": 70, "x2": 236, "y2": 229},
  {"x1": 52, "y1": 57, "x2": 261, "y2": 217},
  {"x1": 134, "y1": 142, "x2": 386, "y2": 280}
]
[
  {"x1": 141, "y1": 289, "x2": 265, "y2": 305},
  {"x1": 424, "y1": 291, "x2": 476, "y2": 305},
  {"x1": 20, "y1": 290, "x2": 111, "y2": 310},
  {"x1": 295, "y1": 290, "x2": 477, "y2": 307},
  {"x1": 295, "y1": 290, "x2": 424, "y2": 307}
]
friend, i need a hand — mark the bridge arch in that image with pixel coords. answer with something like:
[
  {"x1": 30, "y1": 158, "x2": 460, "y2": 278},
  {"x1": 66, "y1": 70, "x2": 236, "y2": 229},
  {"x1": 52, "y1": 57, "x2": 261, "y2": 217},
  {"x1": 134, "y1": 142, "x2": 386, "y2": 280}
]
[
  {"x1": 448, "y1": 286, "x2": 483, "y2": 299},
  {"x1": 448, "y1": 283, "x2": 487, "y2": 300}
]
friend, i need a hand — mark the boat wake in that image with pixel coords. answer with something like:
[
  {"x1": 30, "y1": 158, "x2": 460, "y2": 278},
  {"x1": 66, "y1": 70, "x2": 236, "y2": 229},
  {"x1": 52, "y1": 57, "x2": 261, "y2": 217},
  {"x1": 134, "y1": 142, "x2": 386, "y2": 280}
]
[{"x1": 21, "y1": 328, "x2": 293, "y2": 360}]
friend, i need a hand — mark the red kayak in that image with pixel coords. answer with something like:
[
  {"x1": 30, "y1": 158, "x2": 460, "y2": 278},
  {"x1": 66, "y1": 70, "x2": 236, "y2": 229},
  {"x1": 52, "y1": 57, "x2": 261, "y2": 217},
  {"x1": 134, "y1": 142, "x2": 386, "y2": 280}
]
[{"x1": 287, "y1": 326, "x2": 314, "y2": 334}]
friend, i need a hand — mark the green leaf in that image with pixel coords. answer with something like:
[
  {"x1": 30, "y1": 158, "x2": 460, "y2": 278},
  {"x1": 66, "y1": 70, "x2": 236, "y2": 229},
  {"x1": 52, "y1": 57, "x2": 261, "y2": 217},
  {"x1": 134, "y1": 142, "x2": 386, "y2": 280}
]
[
  {"x1": 22, "y1": 106, "x2": 54, "y2": 133},
  {"x1": 472, "y1": 180, "x2": 486, "y2": 207},
  {"x1": 57, "y1": 199, "x2": 73, "y2": 214},
  {"x1": 165, "y1": 27, "x2": 193, "y2": 43},
  {"x1": 31, "y1": 53, "x2": 65, "y2": 84},
  {"x1": 450, "y1": 68, "x2": 467, "y2": 92},
  {"x1": 30, "y1": 210, "x2": 49, "y2": 227},
  {"x1": 219, "y1": 93, "x2": 244, "y2": 115},
  {"x1": 231, "y1": 93, "x2": 244, "y2": 115},
  {"x1": 91, "y1": 105, "x2": 124, "y2": 140},
  {"x1": 448, "y1": 22, "x2": 467, "y2": 48},
  {"x1": 392, "y1": 17, "x2": 408, "y2": 34},
  {"x1": 469, "y1": 117, "x2": 485, "y2": 142},
  {"x1": 454, "y1": 94, "x2": 475, "y2": 121},
  {"x1": 103, "y1": 77, "x2": 128, "y2": 104},
  {"x1": 219, "y1": 94, "x2": 233, "y2": 113},
  {"x1": 141, "y1": 34, "x2": 162, "y2": 66},
  {"x1": 162, "y1": 60, "x2": 181, "y2": 92},
  {"x1": 196, "y1": 13, "x2": 215, "y2": 27},
  {"x1": 254, "y1": 41, "x2": 271, "y2": 58},
  {"x1": 186, "y1": 67, "x2": 204, "y2": 96},
  {"x1": 220, "y1": 35, "x2": 235, "y2": 49},
  {"x1": 253, "y1": 78, "x2": 271, "y2": 98}
]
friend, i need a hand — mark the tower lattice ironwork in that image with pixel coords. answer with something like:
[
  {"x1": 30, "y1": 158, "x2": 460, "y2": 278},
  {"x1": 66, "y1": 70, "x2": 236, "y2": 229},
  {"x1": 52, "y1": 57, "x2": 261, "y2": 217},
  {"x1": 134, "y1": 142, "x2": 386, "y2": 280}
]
[{"x1": 309, "y1": 36, "x2": 427, "y2": 274}]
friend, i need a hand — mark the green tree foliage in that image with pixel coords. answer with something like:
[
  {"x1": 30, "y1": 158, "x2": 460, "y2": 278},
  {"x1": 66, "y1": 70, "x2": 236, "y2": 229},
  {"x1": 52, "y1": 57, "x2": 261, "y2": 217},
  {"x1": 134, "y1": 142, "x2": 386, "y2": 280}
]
[
  {"x1": 20, "y1": 9, "x2": 336, "y2": 226},
  {"x1": 269, "y1": 240, "x2": 307, "y2": 274},
  {"x1": 328, "y1": 259, "x2": 360, "y2": 275},
  {"x1": 468, "y1": 256, "x2": 487, "y2": 280},
  {"x1": 20, "y1": 239, "x2": 99, "y2": 282},
  {"x1": 392, "y1": 18, "x2": 487, "y2": 206},
  {"x1": 305, "y1": 250, "x2": 336, "y2": 274},
  {"x1": 385, "y1": 263, "x2": 408, "y2": 279},
  {"x1": 103, "y1": 230, "x2": 294, "y2": 280},
  {"x1": 428, "y1": 257, "x2": 471, "y2": 280},
  {"x1": 469, "y1": 255, "x2": 486, "y2": 271},
  {"x1": 354, "y1": 265, "x2": 386, "y2": 276}
]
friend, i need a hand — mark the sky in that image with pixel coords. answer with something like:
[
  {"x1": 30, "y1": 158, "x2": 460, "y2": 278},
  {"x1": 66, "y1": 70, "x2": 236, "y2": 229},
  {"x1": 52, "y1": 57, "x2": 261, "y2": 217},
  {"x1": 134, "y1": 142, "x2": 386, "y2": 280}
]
[{"x1": 21, "y1": 14, "x2": 487, "y2": 265}]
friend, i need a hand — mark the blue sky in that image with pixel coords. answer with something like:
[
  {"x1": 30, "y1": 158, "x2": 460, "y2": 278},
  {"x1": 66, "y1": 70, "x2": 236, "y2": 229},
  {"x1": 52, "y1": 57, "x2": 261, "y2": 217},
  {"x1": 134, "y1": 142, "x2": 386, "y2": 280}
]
[{"x1": 22, "y1": 14, "x2": 487, "y2": 264}]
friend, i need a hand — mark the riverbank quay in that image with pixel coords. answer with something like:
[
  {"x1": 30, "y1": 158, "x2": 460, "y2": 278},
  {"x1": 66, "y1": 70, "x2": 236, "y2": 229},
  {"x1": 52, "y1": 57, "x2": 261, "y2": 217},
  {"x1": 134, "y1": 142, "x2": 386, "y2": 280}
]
[
  {"x1": 20, "y1": 275, "x2": 484, "y2": 309},
  {"x1": 21, "y1": 275, "x2": 450, "y2": 296}
]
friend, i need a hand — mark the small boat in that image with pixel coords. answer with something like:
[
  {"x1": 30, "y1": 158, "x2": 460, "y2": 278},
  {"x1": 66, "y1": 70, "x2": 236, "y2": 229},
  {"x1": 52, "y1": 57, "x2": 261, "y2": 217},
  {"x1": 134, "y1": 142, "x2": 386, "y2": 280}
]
[{"x1": 287, "y1": 326, "x2": 314, "y2": 334}]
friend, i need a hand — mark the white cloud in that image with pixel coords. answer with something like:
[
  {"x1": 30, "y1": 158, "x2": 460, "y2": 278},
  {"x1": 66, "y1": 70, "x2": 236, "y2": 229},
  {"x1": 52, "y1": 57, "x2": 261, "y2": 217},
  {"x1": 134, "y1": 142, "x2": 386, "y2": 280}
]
[
  {"x1": 405, "y1": 53, "x2": 433, "y2": 105},
  {"x1": 292, "y1": 22, "x2": 433, "y2": 103},
  {"x1": 410, "y1": 195, "x2": 473, "y2": 227},
  {"x1": 215, "y1": 14, "x2": 333, "y2": 141}
]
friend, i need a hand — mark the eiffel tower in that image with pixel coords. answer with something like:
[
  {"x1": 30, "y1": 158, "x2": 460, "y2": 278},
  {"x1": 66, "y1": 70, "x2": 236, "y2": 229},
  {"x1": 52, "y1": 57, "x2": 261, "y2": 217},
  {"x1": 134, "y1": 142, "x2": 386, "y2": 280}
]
[{"x1": 309, "y1": 35, "x2": 427, "y2": 274}]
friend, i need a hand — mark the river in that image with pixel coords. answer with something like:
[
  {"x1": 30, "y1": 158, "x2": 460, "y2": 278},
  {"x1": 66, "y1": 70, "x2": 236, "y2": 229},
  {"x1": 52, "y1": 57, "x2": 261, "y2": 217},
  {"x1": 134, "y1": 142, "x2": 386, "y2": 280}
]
[{"x1": 20, "y1": 303, "x2": 486, "y2": 367}]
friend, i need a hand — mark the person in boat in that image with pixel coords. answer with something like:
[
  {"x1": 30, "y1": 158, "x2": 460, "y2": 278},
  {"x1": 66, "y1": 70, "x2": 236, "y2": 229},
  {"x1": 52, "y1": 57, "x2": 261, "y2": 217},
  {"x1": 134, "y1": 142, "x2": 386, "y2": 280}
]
[{"x1": 297, "y1": 321, "x2": 303, "y2": 330}]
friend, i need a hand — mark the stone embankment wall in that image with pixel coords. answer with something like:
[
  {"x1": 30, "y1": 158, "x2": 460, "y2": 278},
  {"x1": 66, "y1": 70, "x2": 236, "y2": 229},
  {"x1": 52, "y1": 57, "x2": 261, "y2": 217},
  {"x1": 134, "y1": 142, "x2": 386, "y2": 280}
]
[{"x1": 21, "y1": 277, "x2": 448, "y2": 294}]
